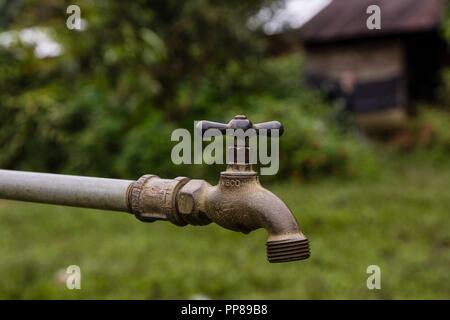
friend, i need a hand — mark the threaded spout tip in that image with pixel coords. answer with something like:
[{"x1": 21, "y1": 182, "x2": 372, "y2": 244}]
[{"x1": 266, "y1": 238, "x2": 310, "y2": 263}]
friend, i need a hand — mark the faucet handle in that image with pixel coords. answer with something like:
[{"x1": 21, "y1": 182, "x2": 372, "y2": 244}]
[
  {"x1": 253, "y1": 120, "x2": 284, "y2": 137},
  {"x1": 196, "y1": 120, "x2": 228, "y2": 136},
  {"x1": 197, "y1": 115, "x2": 284, "y2": 137}
]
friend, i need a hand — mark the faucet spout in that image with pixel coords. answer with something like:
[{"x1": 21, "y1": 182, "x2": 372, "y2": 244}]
[{"x1": 247, "y1": 187, "x2": 311, "y2": 263}]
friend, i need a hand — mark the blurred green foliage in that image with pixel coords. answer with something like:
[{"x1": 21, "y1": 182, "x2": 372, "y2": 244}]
[{"x1": 0, "y1": 0, "x2": 376, "y2": 180}]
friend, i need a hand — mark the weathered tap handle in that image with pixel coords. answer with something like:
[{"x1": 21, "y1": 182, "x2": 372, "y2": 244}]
[
  {"x1": 254, "y1": 121, "x2": 284, "y2": 137},
  {"x1": 196, "y1": 115, "x2": 284, "y2": 137}
]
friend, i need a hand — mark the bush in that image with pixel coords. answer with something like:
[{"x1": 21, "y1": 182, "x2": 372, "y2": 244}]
[{"x1": 0, "y1": 1, "x2": 378, "y2": 181}]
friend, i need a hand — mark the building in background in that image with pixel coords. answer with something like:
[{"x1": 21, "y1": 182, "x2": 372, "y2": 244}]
[{"x1": 299, "y1": 0, "x2": 448, "y2": 131}]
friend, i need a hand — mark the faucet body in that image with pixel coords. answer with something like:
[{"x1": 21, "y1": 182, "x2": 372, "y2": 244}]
[{"x1": 130, "y1": 164, "x2": 310, "y2": 263}]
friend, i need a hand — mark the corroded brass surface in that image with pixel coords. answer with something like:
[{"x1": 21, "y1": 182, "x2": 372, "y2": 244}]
[
  {"x1": 129, "y1": 166, "x2": 310, "y2": 263},
  {"x1": 129, "y1": 175, "x2": 189, "y2": 225}
]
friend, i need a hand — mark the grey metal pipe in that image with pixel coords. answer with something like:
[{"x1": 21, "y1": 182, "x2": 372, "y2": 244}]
[{"x1": 0, "y1": 169, "x2": 133, "y2": 212}]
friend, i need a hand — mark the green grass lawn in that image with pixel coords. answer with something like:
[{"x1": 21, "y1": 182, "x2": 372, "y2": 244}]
[{"x1": 0, "y1": 155, "x2": 449, "y2": 299}]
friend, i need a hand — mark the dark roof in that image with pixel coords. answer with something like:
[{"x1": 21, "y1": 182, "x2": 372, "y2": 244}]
[{"x1": 300, "y1": 0, "x2": 445, "y2": 44}]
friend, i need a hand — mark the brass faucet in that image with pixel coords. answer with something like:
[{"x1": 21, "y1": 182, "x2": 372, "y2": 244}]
[
  {"x1": 0, "y1": 115, "x2": 310, "y2": 263},
  {"x1": 129, "y1": 115, "x2": 310, "y2": 263}
]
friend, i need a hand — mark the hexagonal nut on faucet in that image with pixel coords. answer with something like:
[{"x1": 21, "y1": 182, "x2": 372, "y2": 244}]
[{"x1": 176, "y1": 179, "x2": 211, "y2": 225}]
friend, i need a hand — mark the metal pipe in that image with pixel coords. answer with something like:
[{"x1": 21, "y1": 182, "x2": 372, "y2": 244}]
[{"x1": 0, "y1": 169, "x2": 133, "y2": 212}]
